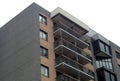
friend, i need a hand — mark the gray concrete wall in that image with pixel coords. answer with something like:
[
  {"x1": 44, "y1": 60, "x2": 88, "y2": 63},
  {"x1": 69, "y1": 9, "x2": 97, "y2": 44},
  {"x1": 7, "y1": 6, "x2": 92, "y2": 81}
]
[
  {"x1": 110, "y1": 42, "x2": 120, "y2": 81},
  {"x1": 0, "y1": 3, "x2": 50, "y2": 81}
]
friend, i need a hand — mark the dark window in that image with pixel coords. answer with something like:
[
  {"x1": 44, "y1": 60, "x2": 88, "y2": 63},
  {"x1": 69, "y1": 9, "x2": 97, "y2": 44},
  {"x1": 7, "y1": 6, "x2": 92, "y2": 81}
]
[
  {"x1": 40, "y1": 46, "x2": 48, "y2": 57},
  {"x1": 99, "y1": 42, "x2": 105, "y2": 52},
  {"x1": 99, "y1": 41, "x2": 111, "y2": 55},
  {"x1": 105, "y1": 71, "x2": 116, "y2": 81},
  {"x1": 96, "y1": 58, "x2": 113, "y2": 70},
  {"x1": 40, "y1": 30, "x2": 48, "y2": 41},
  {"x1": 116, "y1": 51, "x2": 120, "y2": 59},
  {"x1": 41, "y1": 65, "x2": 49, "y2": 77},
  {"x1": 39, "y1": 14, "x2": 47, "y2": 25},
  {"x1": 111, "y1": 74, "x2": 115, "y2": 81},
  {"x1": 97, "y1": 70, "x2": 117, "y2": 81}
]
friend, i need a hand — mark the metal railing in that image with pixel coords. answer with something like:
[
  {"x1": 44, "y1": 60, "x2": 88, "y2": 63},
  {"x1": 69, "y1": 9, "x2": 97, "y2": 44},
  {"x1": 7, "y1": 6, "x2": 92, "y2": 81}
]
[
  {"x1": 54, "y1": 39, "x2": 91, "y2": 60},
  {"x1": 56, "y1": 56, "x2": 94, "y2": 77},
  {"x1": 54, "y1": 23, "x2": 87, "y2": 42},
  {"x1": 56, "y1": 74, "x2": 80, "y2": 81}
]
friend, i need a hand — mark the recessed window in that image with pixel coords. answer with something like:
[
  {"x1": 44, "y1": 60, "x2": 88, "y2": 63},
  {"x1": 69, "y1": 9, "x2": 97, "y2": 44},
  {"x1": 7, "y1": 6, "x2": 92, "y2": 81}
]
[
  {"x1": 40, "y1": 46, "x2": 48, "y2": 57},
  {"x1": 99, "y1": 41, "x2": 111, "y2": 55},
  {"x1": 40, "y1": 30, "x2": 48, "y2": 41},
  {"x1": 116, "y1": 51, "x2": 120, "y2": 59},
  {"x1": 39, "y1": 14, "x2": 47, "y2": 25},
  {"x1": 41, "y1": 65, "x2": 49, "y2": 77}
]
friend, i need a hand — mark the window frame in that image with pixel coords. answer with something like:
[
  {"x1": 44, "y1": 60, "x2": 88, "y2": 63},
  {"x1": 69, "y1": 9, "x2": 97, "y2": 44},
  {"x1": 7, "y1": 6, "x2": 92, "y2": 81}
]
[
  {"x1": 40, "y1": 30, "x2": 48, "y2": 41},
  {"x1": 40, "y1": 46, "x2": 48, "y2": 58},
  {"x1": 96, "y1": 58, "x2": 113, "y2": 70},
  {"x1": 41, "y1": 65, "x2": 49, "y2": 77},
  {"x1": 99, "y1": 40, "x2": 111, "y2": 55},
  {"x1": 116, "y1": 51, "x2": 120, "y2": 59},
  {"x1": 39, "y1": 14, "x2": 47, "y2": 25}
]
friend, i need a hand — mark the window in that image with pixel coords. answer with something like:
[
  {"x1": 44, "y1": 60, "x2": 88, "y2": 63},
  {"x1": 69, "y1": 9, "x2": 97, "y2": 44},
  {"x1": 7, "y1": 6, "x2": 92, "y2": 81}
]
[
  {"x1": 99, "y1": 41, "x2": 111, "y2": 55},
  {"x1": 105, "y1": 71, "x2": 116, "y2": 81},
  {"x1": 41, "y1": 65, "x2": 49, "y2": 77},
  {"x1": 40, "y1": 46, "x2": 48, "y2": 57},
  {"x1": 40, "y1": 30, "x2": 48, "y2": 41},
  {"x1": 97, "y1": 70, "x2": 116, "y2": 81},
  {"x1": 39, "y1": 14, "x2": 47, "y2": 24},
  {"x1": 96, "y1": 58, "x2": 113, "y2": 70},
  {"x1": 116, "y1": 51, "x2": 120, "y2": 59}
]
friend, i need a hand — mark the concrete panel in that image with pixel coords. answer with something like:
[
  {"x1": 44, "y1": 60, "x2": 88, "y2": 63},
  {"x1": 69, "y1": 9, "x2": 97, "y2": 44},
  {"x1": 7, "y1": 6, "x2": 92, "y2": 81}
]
[{"x1": 0, "y1": 3, "x2": 50, "y2": 81}]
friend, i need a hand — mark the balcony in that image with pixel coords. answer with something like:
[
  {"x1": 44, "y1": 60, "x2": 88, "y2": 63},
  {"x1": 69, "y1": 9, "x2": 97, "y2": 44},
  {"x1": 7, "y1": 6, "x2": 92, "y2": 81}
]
[
  {"x1": 51, "y1": 7, "x2": 89, "y2": 35},
  {"x1": 92, "y1": 40, "x2": 111, "y2": 58},
  {"x1": 97, "y1": 67, "x2": 117, "y2": 81},
  {"x1": 54, "y1": 23, "x2": 89, "y2": 49},
  {"x1": 55, "y1": 56, "x2": 94, "y2": 80},
  {"x1": 54, "y1": 39, "x2": 91, "y2": 64},
  {"x1": 56, "y1": 74, "x2": 80, "y2": 81}
]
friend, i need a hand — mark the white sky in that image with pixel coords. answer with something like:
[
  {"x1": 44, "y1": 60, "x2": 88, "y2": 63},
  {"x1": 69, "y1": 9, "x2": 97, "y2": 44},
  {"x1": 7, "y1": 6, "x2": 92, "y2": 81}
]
[{"x1": 0, "y1": 0, "x2": 120, "y2": 46}]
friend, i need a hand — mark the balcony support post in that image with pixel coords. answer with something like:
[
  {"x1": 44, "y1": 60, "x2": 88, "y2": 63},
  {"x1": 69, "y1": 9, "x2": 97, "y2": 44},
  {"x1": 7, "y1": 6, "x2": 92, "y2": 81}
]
[
  {"x1": 76, "y1": 54, "x2": 79, "y2": 62},
  {"x1": 77, "y1": 74, "x2": 81, "y2": 81}
]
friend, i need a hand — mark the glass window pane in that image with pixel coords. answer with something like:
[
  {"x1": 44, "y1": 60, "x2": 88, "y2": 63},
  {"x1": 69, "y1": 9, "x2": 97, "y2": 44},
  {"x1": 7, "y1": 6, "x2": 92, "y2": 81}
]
[
  {"x1": 41, "y1": 65, "x2": 49, "y2": 77},
  {"x1": 106, "y1": 61, "x2": 109, "y2": 69},
  {"x1": 41, "y1": 66, "x2": 44, "y2": 75},
  {"x1": 43, "y1": 18, "x2": 46, "y2": 24},
  {"x1": 96, "y1": 61, "x2": 100, "y2": 68},
  {"x1": 40, "y1": 46, "x2": 48, "y2": 57},
  {"x1": 40, "y1": 47, "x2": 42, "y2": 54},
  {"x1": 105, "y1": 71, "x2": 110, "y2": 81},
  {"x1": 39, "y1": 15, "x2": 47, "y2": 24},
  {"x1": 43, "y1": 49, "x2": 47, "y2": 56},
  {"x1": 99, "y1": 42, "x2": 105, "y2": 52},
  {"x1": 43, "y1": 33, "x2": 47, "y2": 40},
  {"x1": 109, "y1": 63, "x2": 113, "y2": 69},
  {"x1": 102, "y1": 61, "x2": 106, "y2": 67},
  {"x1": 99, "y1": 61, "x2": 102, "y2": 67},
  {"x1": 105, "y1": 46, "x2": 110, "y2": 54},
  {"x1": 39, "y1": 15, "x2": 42, "y2": 22},
  {"x1": 111, "y1": 74, "x2": 115, "y2": 81},
  {"x1": 40, "y1": 31, "x2": 42, "y2": 38},
  {"x1": 44, "y1": 68, "x2": 48, "y2": 76},
  {"x1": 40, "y1": 30, "x2": 47, "y2": 41}
]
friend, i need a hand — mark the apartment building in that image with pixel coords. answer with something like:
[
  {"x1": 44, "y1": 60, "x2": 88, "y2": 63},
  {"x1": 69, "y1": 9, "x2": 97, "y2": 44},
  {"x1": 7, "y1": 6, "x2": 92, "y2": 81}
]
[{"x1": 0, "y1": 2, "x2": 120, "y2": 81}]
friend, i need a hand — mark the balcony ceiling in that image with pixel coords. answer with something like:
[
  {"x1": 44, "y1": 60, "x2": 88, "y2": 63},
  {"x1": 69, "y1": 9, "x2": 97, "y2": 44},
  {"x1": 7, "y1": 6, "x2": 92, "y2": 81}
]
[
  {"x1": 52, "y1": 13, "x2": 88, "y2": 35},
  {"x1": 51, "y1": 7, "x2": 90, "y2": 35},
  {"x1": 96, "y1": 52, "x2": 112, "y2": 58}
]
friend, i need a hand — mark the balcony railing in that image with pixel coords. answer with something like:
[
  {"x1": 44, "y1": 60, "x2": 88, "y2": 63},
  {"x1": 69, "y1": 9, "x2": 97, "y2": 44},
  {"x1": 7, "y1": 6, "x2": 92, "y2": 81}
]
[
  {"x1": 54, "y1": 23, "x2": 89, "y2": 47},
  {"x1": 55, "y1": 56, "x2": 94, "y2": 77},
  {"x1": 56, "y1": 74, "x2": 80, "y2": 81},
  {"x1": 54, "y1": 39, "x2": 91, "y2": 60}
]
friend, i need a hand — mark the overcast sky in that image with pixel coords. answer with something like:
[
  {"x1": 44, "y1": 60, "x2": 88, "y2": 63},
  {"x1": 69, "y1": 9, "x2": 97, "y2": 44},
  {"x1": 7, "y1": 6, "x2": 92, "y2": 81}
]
[{"x1": 0, "y1": 0, "x2": 120, "y2": 46}]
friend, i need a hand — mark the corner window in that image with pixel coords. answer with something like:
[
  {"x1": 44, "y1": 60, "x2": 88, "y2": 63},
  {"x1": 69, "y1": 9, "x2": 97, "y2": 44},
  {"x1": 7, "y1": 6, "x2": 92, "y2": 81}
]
[
  {"x1": 40, "y1": 30, "x2": 48, "y2": 41},
  {"x1": 40, "y1": 46, "x2": 48, "y2": 57},
  {"x1": 99, "y1": 41, "x2": 111, "y2": 55},
  {"x1": 39, "y1": 14, "x2": 47, "y2": 25},
  {"x1": 41, "y1": 65, "x2": 49, "y2": 77}
]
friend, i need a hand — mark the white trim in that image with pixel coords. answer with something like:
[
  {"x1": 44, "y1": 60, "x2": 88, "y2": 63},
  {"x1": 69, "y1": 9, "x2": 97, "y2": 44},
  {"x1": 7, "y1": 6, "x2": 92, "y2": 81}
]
[{"x1": 51, "y1": 7, "x2": 90, "y2": 32}]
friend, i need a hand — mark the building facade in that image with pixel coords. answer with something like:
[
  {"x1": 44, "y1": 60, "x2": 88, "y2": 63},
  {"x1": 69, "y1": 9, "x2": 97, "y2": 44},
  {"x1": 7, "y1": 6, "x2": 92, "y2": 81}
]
[{"x1": 0, "y1": 3, "x2": 120, "y2": 81}]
